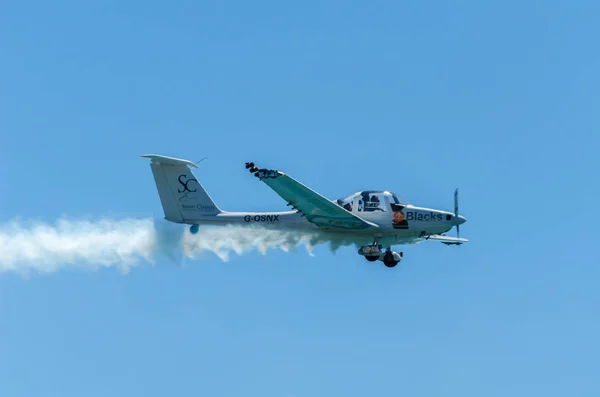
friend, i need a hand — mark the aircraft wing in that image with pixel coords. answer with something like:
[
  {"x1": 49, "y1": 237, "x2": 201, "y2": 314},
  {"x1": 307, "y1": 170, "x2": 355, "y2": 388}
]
[
  {"x1": 250, "y1": 166, "x2": 380, "y2": 232},
  {"x1": 426, "y1": 234, "x2": 468, "y2": 245}
]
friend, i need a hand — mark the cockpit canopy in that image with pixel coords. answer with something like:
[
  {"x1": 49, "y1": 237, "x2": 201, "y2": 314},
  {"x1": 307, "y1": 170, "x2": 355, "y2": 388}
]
[{"x1": 335, "y1": 190, "x2": 408, "y2": 213}]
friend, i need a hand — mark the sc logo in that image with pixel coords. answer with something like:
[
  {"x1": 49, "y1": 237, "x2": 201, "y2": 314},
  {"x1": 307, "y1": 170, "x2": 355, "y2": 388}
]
[{"x1": 178, "y1": 174, "x2": 198, "y2": 193}]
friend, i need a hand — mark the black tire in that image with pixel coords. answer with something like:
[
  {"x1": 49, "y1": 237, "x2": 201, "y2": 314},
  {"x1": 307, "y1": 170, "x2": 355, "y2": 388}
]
[
  {"x1": 383, "y1": 252, "x2": 398, "y2": 268},
  {"x1": 384, "y1": 260, "x2": 398, "y2": 268},
  {"x1": 365, "y1": 255, "x2": 379, "y2": 262}
]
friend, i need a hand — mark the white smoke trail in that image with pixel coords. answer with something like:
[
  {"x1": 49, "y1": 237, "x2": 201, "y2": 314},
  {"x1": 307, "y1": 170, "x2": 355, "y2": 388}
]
[
  {"x1": 0, "y1": 217, "x2": 328, "y2": 276},
  {"x1": 181, "y1": 223, "x2": 319, "y2": 262}
]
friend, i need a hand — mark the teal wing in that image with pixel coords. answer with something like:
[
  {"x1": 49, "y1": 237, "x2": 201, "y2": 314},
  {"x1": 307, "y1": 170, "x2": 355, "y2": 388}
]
[{"x1": 250, "y1": 167, "x2": 379, "y2": 232}]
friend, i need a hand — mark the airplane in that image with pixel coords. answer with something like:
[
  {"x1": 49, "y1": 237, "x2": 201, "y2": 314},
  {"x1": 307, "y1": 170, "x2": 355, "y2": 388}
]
[{"x1": 141, "y1": 154, "x2": 468, "y2": 268}]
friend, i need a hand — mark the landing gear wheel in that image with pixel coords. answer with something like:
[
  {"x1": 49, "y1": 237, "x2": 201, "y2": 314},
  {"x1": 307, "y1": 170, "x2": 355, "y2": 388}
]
[
  {"x1": 383, "y1": 259, "x2": 398, "y2": 268},
  {"x1": 383, "y1": 252, "x2": 399, "y2": 268},
  {"x1": 365, "y1": 255, "x2": 379, "y2": 262}
]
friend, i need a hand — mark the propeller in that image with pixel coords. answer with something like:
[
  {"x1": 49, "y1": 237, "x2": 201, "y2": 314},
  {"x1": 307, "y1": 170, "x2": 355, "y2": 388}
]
[{"x1": 454, "y1": 188, "x2": 460, "y2": 239}]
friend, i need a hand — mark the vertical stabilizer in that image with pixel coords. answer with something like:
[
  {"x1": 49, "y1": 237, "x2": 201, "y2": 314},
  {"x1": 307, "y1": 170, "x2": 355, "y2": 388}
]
[{"x1": 142, "y1": 154, "x2": 222, "y2": 223}]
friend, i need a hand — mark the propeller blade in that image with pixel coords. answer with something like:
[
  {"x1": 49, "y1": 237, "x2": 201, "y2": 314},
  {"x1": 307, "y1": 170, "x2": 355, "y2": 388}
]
[
  {"x1": 454, "y1": 188, "x2": 459, "y2": 217},
  {"x1": 454, "y1": 188, "x2": 460, "y2": 238}
]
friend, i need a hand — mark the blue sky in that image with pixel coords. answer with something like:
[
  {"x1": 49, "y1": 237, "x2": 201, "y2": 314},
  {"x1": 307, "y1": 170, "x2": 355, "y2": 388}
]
[{"x1": 1, "y1": 0, "x2": 599, "y2": 395}]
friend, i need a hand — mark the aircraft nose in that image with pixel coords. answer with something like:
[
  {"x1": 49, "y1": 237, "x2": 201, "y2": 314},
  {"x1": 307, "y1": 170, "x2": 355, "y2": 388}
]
[{"x1": 452, "y1": 215, "x2": 466, "y2": 225}]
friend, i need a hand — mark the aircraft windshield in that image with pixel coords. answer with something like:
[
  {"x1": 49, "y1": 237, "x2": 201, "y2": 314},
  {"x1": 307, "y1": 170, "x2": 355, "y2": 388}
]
[
  {"x1": 390, "y1": 194, "x2": 403, "y2": 204},
  {"x1": 358, "y1": 191, "x2": 386, "y2": 212},
  {"x1": 336, "y1": 194, "x2": 355, "y2": 212},
  {"x1": 335, "y1": 191, "x2": 408, "y2": 212}
]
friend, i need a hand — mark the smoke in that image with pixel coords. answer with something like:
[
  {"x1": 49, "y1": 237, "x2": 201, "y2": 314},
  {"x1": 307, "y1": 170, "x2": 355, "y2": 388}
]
[{"x1": 0, "y1": 217, "x2": 331, "y2": 276}]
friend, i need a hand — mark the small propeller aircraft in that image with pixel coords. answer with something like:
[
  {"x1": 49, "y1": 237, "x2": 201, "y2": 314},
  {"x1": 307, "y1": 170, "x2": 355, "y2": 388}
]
[{"x1": 142, "y1": 154, "x2": 467, "y2": 268}]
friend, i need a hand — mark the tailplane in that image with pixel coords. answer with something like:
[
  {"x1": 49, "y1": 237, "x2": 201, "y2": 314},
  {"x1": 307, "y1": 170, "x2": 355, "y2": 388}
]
[{"x1": 141, "y1": 154, "x2": 222, "y2": 223}]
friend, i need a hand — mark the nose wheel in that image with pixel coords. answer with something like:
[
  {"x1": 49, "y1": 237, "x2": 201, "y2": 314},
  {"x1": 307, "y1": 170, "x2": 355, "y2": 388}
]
[{"x1": 383, "y1": 250, "x2": 402, "y2": 268}]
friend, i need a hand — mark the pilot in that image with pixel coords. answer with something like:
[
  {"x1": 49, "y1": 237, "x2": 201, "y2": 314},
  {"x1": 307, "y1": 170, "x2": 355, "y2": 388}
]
[
  {"x1": 361, "y1": 192, "x2": 370, "y2": 203},
  {"x1": 371, "y1": 195, "x2": 380, "y2": 207},
  {"x1": 370, "y1": 194, "x2": 384, "y2": 211},
  {"x1": 343, "y1": 202, "x2": 352, "y2": 211}
]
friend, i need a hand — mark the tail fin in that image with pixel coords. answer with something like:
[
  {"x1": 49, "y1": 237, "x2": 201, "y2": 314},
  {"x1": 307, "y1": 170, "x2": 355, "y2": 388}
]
[{"x1": 141, "y1": 154, "x2": 222, "y2": 223}]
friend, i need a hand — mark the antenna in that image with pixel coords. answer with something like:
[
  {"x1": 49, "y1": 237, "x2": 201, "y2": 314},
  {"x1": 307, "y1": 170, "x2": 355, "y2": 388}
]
[{"x1": 193, "y1": 156, "x2": 208, "y2": 166}]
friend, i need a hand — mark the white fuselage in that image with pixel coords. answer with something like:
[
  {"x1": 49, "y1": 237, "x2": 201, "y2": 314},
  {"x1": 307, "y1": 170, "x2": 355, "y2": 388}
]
[
  {"x1": 183, "y1": 204, "x2": 459, "y2": 247},
  {"x1": 141, "y1": 154, "x2": 467, "y2": 252}
]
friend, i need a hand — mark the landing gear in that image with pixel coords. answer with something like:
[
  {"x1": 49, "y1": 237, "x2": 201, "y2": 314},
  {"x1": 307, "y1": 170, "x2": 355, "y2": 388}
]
[
  {"x1": 358, "y1": 242, "x2": 403, "y2": 268},
  {"x1": 190, "y1": 224, "x2": 199, "y2": 234},
  {"x1": 383, "y1": 250, "x2": 402, "y2": 268},
  {"x1": 358, "y1": 244, "x2": 382, "y2": 257},
  {"x1": 358, "y1": 242, "x2": 384, "y2": 263}
]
